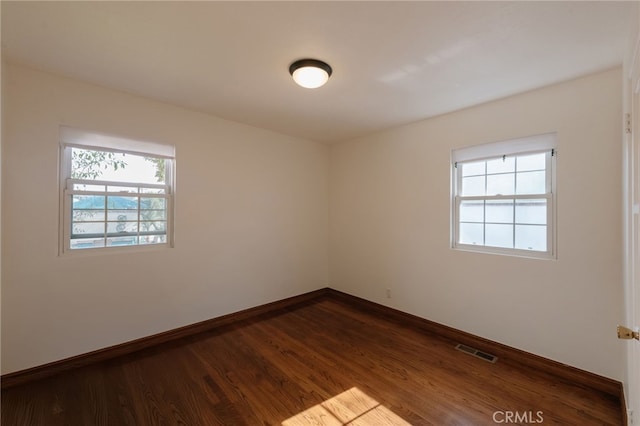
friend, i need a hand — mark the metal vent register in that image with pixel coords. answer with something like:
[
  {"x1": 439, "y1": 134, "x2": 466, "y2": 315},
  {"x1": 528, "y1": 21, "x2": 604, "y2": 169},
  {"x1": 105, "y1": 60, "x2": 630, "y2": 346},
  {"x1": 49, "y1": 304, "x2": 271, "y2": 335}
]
[{"x1": 455, "y1": 344, "x2": 498, "y2": 363}]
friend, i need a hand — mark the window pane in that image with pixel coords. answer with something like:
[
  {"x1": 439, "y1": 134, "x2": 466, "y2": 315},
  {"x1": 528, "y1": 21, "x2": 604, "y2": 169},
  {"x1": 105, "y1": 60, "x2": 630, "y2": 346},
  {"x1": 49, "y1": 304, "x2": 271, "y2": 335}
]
[
  {"x1": 107, "y1": 196, "x2": 138, "y2": 210},
  {"x1": 459, "y1": 201, "x2": 484, "y2": 223},
  {"x1": 485, "y1": 200, "x2": 513, "y2": 223},
  {"x1": 70, "y1": 238, "x2": 105, "y2": 250},
  {"x1": 461, "y1": 176, "x2": 485, "y2": 196},
  {"x1": 107, "y1": 221, "x2": 138, "y2": 234},
  {"x1": 140, "y1": 210, "x2": 166, "y2": 221},
  {"x1": 140, "y1": 221, "x2": 166, "y2": 233},
  {"x1": 73, "y1": 210, "x2": 105, "y2": 222},
  {"x1": 486, "y1": 157, "x2": 515, "y2": 174},
  {"x1": 486, "y1": 173, "x2": 515, "y2": 195},
  {"x1": 516, "y1": 171, "x2": 546, "y2": 195},
  {"x1": 107, "y1": 210, "x2": 138, "y2": 221},
  {"x1": 459, "y1": 223, "x2": 483, "y2": 245},
  {"x1": 107, "y1": 236, "x2": 138, "y2": 247},
  {"x1": 72, "y1": 222, "x2": 105, "y2": 235},
  {"x1": 515, "y1": 225, "x2": 547, "y2": 251},
  {"x1": 461, "y1": 161, "x2": 485, "y2": 177},
  {"x1": 73, "y1": 195, "x2": 105, "y2": 209},
  {"x1": 485, "y1": 224, "x2": 513, "y2": 248},
  {"x1": 71, "y1": 148, "x2": 165, "y2": 185},
  {"x1": 140, "y1": 197, "x2": 166, "y2": 210},
  {"x1": 517, "y1": 153, "x2": 546, "y2": 172},
  {"x1": 140, "y1": 235, "x2": 167, "y2": 245},
  {"x1": 515, "y1": 199, "x2": 547, "y2": 225}
]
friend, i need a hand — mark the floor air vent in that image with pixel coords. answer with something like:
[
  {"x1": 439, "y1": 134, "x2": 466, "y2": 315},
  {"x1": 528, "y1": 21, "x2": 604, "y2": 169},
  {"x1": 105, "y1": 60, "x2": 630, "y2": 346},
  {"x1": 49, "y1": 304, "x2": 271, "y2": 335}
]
[{"x1": 455, "y1": 344, "x2": 498, "y2": 363}]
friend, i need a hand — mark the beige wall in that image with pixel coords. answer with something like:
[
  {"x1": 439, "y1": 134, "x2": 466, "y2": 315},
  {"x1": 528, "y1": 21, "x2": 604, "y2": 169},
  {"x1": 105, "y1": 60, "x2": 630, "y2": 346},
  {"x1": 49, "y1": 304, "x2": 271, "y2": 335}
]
[
  {"x1": 1, "y1": 63, "x2": 329, "y2": 374},
  {"x1": 1, "y1": 62, "x2": 625, "y2": 381},
  {"x1": 329, "y1": 68, "x2": 624, "y2": 380}
]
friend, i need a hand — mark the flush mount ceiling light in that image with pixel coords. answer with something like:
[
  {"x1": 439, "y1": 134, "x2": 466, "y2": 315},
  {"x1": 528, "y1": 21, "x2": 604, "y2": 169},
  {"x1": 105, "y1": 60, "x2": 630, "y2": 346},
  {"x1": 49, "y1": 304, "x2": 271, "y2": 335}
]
[{"x1": 289, "y1": 59, "x2": 332, "y2": 89}]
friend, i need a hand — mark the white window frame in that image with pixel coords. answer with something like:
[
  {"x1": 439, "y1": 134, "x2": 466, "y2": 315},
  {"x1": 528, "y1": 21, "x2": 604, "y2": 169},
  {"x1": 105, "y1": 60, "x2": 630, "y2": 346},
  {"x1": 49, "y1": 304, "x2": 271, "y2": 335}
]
[
  {"x1": 451, "y1": 133, "x2": 557, "y2": 260},
  {"x1": 59, "y1": 127, "x2": 175, "y2": 255}
]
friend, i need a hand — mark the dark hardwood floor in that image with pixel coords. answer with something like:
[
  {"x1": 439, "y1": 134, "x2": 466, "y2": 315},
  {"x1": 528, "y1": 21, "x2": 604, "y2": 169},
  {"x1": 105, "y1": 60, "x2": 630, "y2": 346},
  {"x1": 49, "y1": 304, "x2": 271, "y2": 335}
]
[{"x1": 1, "y1": 298, "x2": 622, "y2": 425}]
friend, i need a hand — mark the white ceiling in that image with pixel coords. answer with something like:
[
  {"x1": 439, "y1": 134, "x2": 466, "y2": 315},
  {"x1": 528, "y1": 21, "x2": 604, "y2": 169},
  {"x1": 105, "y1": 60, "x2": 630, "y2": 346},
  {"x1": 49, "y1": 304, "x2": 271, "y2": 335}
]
[{"x1": 1, "y1": 1, "x2": 634, "y2": 144}]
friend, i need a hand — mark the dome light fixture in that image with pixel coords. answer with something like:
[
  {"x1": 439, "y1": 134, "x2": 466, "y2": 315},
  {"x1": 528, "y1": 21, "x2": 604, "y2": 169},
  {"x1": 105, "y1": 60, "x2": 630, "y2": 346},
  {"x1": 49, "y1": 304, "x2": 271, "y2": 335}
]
[{"x1": 289, "y1": 59, "x2": 332, "y2": 89}]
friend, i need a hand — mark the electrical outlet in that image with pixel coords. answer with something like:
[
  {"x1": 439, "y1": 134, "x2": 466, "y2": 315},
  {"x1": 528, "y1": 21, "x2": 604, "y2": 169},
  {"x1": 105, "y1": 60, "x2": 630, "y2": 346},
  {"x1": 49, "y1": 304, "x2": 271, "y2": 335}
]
[
  {"x1": 386, "y1": 288, "x2": 391, "y2": 298},
  {"x1": 628, "y1": 409, "x2": 634, "y2": 424}
]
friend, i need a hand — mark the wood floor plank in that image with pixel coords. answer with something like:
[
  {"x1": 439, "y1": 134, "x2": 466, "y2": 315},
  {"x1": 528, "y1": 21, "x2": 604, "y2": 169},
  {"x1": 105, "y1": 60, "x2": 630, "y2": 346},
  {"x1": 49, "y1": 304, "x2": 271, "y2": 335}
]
[{"x1": 1, "y1": 299, "x2": 622, "y2": 425}]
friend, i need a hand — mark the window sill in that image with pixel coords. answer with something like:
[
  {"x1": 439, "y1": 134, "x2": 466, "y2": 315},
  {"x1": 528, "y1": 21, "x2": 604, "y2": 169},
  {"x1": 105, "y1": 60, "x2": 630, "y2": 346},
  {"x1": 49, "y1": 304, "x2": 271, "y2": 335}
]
[
  {"x1": 452, "y1": 244, "x2": 556, "y2": 260},
  {"x1": 59, "y1": 242, "x2": 172, "y2": 258}
]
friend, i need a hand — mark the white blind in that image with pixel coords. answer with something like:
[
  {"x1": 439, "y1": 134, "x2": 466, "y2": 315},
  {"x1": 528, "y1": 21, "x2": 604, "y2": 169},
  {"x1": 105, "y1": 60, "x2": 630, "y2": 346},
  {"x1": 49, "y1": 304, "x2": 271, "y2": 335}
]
[
  {"x1": 452, "y1": 132, "x2": 556, "y2": 164},
  {"x1": 60, "y1": 126, "x2": 175, "y2": 159}
]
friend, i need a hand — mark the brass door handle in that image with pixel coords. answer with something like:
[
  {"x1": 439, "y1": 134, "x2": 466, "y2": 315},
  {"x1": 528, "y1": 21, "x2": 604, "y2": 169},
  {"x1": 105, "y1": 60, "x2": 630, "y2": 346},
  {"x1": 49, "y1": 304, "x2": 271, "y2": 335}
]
[{"x1": 617, "y1": 325, "x2": 639, "y2": 340}]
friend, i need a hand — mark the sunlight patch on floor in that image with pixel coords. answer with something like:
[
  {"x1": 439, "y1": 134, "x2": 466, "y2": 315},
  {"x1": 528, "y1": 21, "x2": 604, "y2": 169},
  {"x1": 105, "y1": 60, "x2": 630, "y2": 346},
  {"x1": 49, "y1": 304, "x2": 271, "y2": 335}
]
[{"x1": 282, "y1": 387, "x2": 411, "y2": 426}]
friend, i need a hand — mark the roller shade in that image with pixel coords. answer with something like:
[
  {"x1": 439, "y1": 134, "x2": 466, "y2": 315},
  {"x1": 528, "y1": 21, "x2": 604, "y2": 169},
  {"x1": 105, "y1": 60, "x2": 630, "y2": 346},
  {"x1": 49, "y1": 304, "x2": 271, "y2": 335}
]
[
  {"x1": 452, "y1": 132, "x2": 556, "y2": 164},
  {"x1": 60, "y1": 126, "x2": 175, "y2": 159}
]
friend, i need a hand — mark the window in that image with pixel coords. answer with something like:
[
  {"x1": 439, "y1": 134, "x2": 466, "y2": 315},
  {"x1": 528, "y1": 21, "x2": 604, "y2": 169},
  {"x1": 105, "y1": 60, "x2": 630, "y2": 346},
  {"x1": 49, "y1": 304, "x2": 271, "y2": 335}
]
[
  {"x1": 59, "y1": 127, "x2": 175, "y2": 253},
  {"x1": 451, "y1": 133, "x2": 556, "y2": 259}
]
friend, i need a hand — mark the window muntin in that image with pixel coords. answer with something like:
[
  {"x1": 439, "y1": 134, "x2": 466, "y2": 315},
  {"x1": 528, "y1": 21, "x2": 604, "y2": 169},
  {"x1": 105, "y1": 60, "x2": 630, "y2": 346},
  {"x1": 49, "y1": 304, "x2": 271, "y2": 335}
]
[
  {"x1": 453, "y1": 147, "x2": 555, "y2": 258},
  {"x1": 61, "y1": 144, "x2": 174, "y2": 253}
]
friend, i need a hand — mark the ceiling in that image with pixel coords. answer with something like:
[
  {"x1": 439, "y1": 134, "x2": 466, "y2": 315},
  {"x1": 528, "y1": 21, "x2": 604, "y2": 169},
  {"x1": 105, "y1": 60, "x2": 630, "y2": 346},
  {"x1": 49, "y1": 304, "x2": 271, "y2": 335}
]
[{"x1": 1, "y1": 1, "x2": 634, "y2": 144}]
